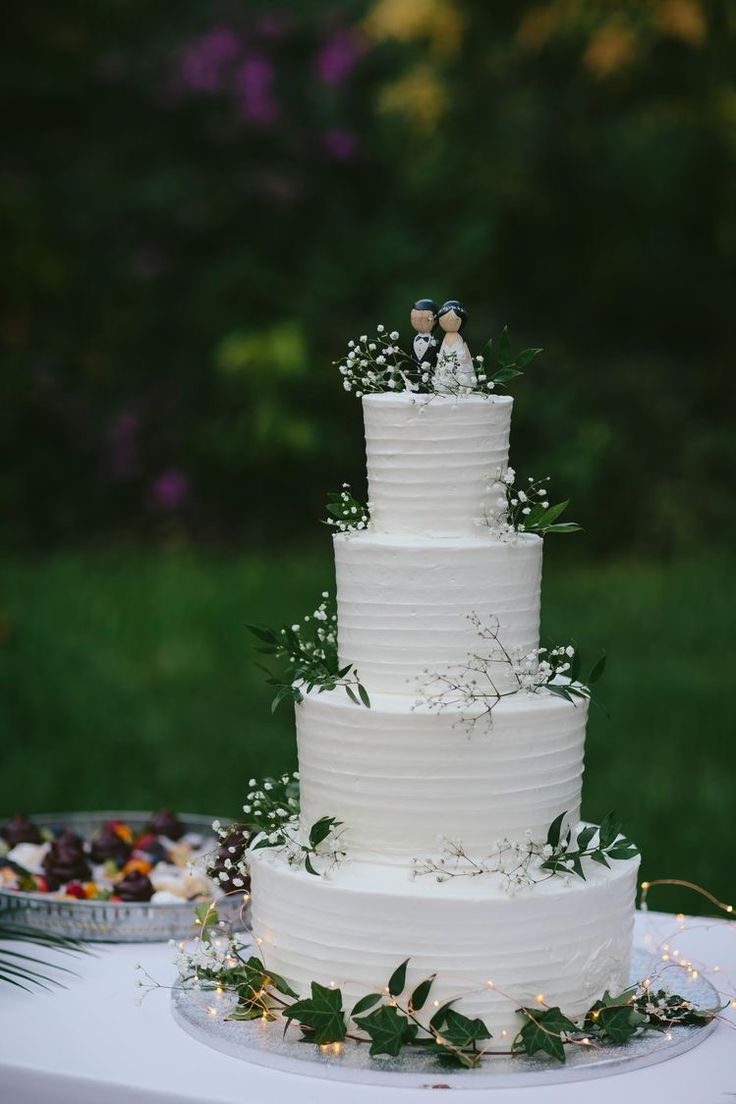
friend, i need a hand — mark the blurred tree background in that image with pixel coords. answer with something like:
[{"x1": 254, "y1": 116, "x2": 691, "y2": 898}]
[{"x1": 1, "y1": 1, "x2": 734, "y2": 911}]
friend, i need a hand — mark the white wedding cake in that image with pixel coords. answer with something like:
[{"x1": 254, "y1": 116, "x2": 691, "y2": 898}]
[{"x1": 247, "y1": 331, "x2": 639, "y2": 1049}]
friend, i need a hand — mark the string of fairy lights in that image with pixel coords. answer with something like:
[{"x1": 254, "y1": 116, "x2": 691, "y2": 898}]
[{"x1": 138, "y1": 876, "x2": 736, "y2": 1064}]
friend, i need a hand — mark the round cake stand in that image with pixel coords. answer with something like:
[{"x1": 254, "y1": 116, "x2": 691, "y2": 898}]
[{"x1": 170, "y1": 949, "x2": 718, "y2": 1089}]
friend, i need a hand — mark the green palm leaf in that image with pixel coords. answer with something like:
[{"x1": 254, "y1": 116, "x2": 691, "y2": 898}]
[{"x1": 0, "y1": 919, "x2": 89, "y2": 992}]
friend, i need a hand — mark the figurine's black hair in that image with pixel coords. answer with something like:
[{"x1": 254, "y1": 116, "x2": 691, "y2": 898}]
[
  {"x1": 438, "y1": 300, "x2": 468, "y2": 330},
  {"x1": 413, "y1": 298, "x2": 439, "y2": 315}
]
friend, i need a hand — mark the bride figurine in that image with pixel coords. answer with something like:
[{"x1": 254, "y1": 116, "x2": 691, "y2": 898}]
[{"x1": 434, "y1": 300, "x2": 476, "y2": 394}]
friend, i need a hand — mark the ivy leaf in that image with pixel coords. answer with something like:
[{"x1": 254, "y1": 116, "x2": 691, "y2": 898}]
[
  {"x1": 408, "y1": 975, "x2": 435, "y2": 1012},
  {"x1": 588, "y1": 652, "x2": 607, "y2": 685},
  {"x1": 351, "y1": 992, "x2": 383, "y2": 1018},
  {"x1": 195, "y1": 902, "x2": 218, "y2": 944},
  {"x1": 387, "y1": 958, "x2": 409, "y2": 997},
  {"x1": 263, "y1": 969, "x2": 299, "y2": 1000},
  {"x1": 282, "y1": 982, "x2": 347, "y2": 1045},
  {"x1": 228, "y1": 1003, "x2": 272, "y2": 1022},
  {"x1": 436, "y1": 1008, "x2": 491, "y2": 1048},
  {"x1": 360, "y1": 1004, "x2": 416, "y2": 1057},
  {"x1": 514, "y1": 1006, "x2": 577, "y2": 1063},
  {"x1": 593, "y1": 1003, "x2": 647, "y2": 1044},
  {"x1": 429, "y1": 999, "x2": 456, "y2": 1031},
  {"x1": 546, "y1": 811, "x2": 566, "y2": 849}
]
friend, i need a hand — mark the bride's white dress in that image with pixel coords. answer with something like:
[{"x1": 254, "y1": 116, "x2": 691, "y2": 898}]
[{"x1": 434, "y1": 334, "x2": 477, "y2": 393}]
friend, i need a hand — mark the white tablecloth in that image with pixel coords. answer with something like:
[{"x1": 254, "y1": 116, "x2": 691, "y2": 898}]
[{"x1": 0, "y1": 910, "x2": 733, "y2": 1104}]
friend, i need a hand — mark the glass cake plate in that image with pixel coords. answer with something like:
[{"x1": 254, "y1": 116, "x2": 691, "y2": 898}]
[
  {"x1": 0, "y1": 811, "x2": 249, "y2": 943},
  {"x1": 171, "y1": 947, "x2": 718, "y2": 1088}
]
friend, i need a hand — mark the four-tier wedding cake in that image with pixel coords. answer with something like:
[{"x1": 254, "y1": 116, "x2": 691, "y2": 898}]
[{"x1": 247, "y1": 308, "x2": 640, "y2": 1048}]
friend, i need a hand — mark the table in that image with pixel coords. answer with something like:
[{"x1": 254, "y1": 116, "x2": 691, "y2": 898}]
[{"x1": 1, "y1": 911, "x2": 733, "y2": 1104}]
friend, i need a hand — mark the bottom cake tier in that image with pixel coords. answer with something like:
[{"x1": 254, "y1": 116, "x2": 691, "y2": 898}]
[{"x1": 249, "y1": 846, "x2": 639, "y2": 1050}]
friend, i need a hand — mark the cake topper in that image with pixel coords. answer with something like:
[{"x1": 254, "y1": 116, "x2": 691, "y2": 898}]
[
  {"x1": 409, "y1": 298, "x2": 439, "y2": 372},
  {"x1": 434, "y1": 299, "x2": 477, "y2": 394}
]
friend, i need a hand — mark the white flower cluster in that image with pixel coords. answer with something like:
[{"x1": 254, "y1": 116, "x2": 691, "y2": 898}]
[
  {"x1": 336, "y1": 326, "x2": 412, "y2": 397},
  {"x1": 241, "y1": 771, "x2": 300, "y2": 846},
  {"x1": 477, "y1": 466, "x2": 553, "y2": 539},
  {"x1": 324, "y1": 482, "x2": 370, "y2": 534},
  {"x1": 512, "y1": 643, "x2": 583, "y2": 695},
  {"x1": 280, "y1": 595, "x2": 337, "y2": 666}
]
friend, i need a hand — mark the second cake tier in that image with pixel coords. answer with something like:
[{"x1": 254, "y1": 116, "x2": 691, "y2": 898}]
[
  {"x1": 297, "y1": 686, "x2": 586, "y2": 861},
  {"x1": 335, "y1": 530, "x2": 543, "y2": 696}
]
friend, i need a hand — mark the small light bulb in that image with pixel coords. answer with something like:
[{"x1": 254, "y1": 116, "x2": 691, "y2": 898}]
[
  {"x1": 485, "y1": 979, "x2": 494, "y2": 988},
  {"x1": 535, "y1": 993, "x2": 545, "y2": 1004}
]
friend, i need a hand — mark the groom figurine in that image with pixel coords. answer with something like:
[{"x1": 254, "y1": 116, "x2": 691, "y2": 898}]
[{"x1": 410, "y1": 298, "x2": 439, "y2": 372}]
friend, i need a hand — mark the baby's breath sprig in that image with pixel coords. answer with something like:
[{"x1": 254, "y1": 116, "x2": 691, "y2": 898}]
[
  {"x1": 416, "y1": 613, "x2": 606, "y2": 728},
  {"x1": 413, "y1": 811, "x2": 639, "y2": 892},
  {"x1": 335, "y1": 325, "x2": 415, "y2": 396},
  {"x1": 324, "y1": 482, "x2": 370, "y2": 534},
  {"x1": 499, "y1": 468, "x2": 581, "y2": 537},
  {"x1": 247, "y1": 592, "x2": 370, "y2": 711}
]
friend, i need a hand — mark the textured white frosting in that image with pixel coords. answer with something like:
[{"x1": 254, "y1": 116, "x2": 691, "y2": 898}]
[
  {"x1": 335, "y1": 531, "x2": 542, "y2": 695},
  {"x1": 249, "y1": 847, "x2": 639, "y2": 1050},
  {"x1": 296, "y1": 686, "x2": 586, "y2": 860},
  {"x1": 363, "y1": 393, "x2": 512, "y2": 536}
]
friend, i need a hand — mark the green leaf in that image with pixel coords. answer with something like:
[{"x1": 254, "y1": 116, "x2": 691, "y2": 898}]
[
  {"x1": 388, "y1": 958, "x2": 409, "y2": 997},
  {"x1": 493, "y1": 366, "x2": 523, "y2": 384},
  {"x1": 246, "y1": 624, "x2": 278, "y2": 645},
  {"x1": 538, "y1": 499, "x2": 570, "y2": 527},
  {"x1": 546, "y1": 811, "x2": 566, "y2": 849},
  {"x1": 303, "y1": 854, "x2": 319, "y2": 876},
  {"x1": 309, "y1": 815, "x2": 337, "y2": 849},
  {"x1": 576, "y1": 825, "x2": 598, "y2": 851},
  {"x1": 497, "y1": 326, "x2": 511, "y2": 365},
  {"x1": 598, "y1": 811, "x2": 621, "y2": 850},
  {"x1": 605, "y1": 841, "x2": 639, "y2": 860},
  {"x1": 228, "y1": 1003, "x2": 272, "y2": 1022},
  {"x1": 360, "y1": 1004, "x2": 415, "y2": 1057},
  {"x1": 514, "y1": 1006, "x2": 577, "y2": 1063},
  {"x1": 593, "y1": 1003, "x2": 647, "y2": 1044},
  {"x1": 350, "y1": 992, "x2": 383, "y2": 1018},
  {"x1": 408, "y1": 975, "x2": 435, "y2": 1012},
  {"x1": 283, "y1": 982, "x2": 347, "y2": 1045},
  {"x1": 542, "y1": 522, "x2": 582, "y2": 534},
  {"x1": 588, "y1": 652, "x2": 607, "y2": 685},
  {"x1": 358, "y1": 682, "x2": 371, "y2": 709},
  {"x1": 437, "y1": 1008, "x2": 491, "y2": 1048},
  {"x1": 430, "y1": 999, "x2": 456, "y2": 1032},
  {"x1": 263, "y1": 970, "x2": 299, "y2": 1000},
  {"x1": 345, "y1": 685, "x2": 359, "y2": 706},
  {"x1": 516, "y1": 346, "x2": 543, "y2": 369},
  {"x1": 195, "y1": 902, "x2": 219, "y2": 943}
]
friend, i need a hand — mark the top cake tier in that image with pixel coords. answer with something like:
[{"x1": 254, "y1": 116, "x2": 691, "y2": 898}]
[{"x1": 363, "y1": 393, "x2": 512, "y2": 537}]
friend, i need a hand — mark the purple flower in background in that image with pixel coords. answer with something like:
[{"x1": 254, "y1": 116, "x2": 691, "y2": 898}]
[
  {"x1": 316, "y1": 30, "x2": 361, "y2": 86},
  {"x1": 108, "y1": 412, "x2": 140, "y2": 479},
  {"x1": 151, "y1": 469, "x2": 190, "y2": 512},
  {"x1": 178, "y1": 25, "x2": 241, "y2": 93},
  {"x1": 234, "y1": 55, "x2": 279, "y2": 125},
  {"x1": 322, "y1": 128, "x2": 358, "y2": 161}
]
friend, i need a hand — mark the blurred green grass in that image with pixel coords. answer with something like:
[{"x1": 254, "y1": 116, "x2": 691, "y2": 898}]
[{"x1": 1, "y1": 549, "x2": 733, "y2": 915}]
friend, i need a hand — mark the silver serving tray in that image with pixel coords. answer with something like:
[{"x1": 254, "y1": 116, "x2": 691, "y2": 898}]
[{"x1": 0, "y1": 811, "x2": 249, "y2": 943}]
